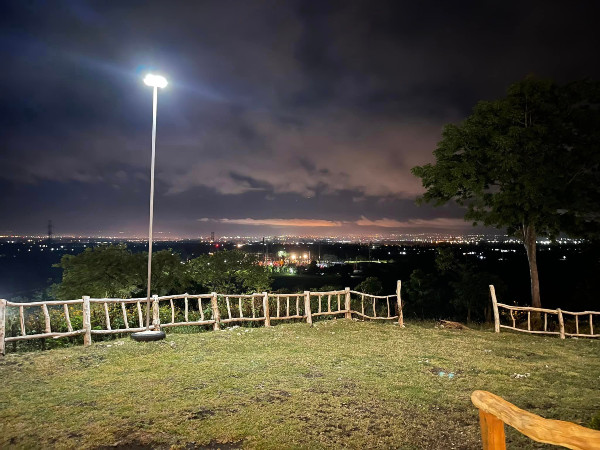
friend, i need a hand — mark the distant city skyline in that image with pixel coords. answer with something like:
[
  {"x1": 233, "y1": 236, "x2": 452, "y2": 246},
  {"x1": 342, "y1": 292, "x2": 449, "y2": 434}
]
[
  {"x1": 0, "y1": 215, "x2": 489, "y2": 238},
  {"x1": 1, "y1": 233, "x2": 585, "y2": 248}
]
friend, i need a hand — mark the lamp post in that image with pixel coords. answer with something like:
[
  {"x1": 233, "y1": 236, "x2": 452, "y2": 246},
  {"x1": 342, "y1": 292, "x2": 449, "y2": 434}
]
[{"x1": 132, "y1": 73, "x2": 168, "y2": 342}]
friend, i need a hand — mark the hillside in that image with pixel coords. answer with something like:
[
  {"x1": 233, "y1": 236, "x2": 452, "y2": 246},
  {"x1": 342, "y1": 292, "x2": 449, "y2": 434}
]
[{"x1": 0, "y1": 320, "x2": 598, "y2": 449}]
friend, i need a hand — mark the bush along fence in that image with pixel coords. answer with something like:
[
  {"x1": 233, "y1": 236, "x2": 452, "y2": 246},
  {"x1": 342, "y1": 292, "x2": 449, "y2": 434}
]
[
  {"x1": 489, "y1": 285, "x2": 600, "y2": 339},
  {"x1": 0, "y1": 281, "x2": 404, "y2": 355}
]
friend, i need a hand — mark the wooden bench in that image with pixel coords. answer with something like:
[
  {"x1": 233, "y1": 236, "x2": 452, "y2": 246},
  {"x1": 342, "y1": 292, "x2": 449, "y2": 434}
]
[{"x1": 471, "y1": 390, "x2": 600, "y2": 449}]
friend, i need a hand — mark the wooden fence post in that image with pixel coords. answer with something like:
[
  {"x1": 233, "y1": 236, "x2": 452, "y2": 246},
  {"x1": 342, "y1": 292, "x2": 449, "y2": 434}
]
[
  {"x1": 0, "y1": 299, "x2": 6, "y2": 356},
  {"x1": 396, "y1": 280, "x2": 404, "y2": 327},
  {"x1": 211, "y1": 292, "x2": 221, "y2": 330},
  {"x1": 262, "y1": 292, "x2": 271, "y2": 327},
  {"x1": 344, "y1": 287, "x2": 351, "y2": 320},
  {"x1": 42, "y1": 304, "x2": 51, "y2": 333},
  {"x1": 103, "y1": 302, "x2": 111, "y2": 331},
  {"x1": 304, "y1": 291, "x2": 313, "y2": 326},
  {"x1": 557, "y1": 308, "x2": 565, "y2": 339},
  {"x1": 82, "y1": 296, "x2": 91, "y2": 347},
  {"x1": 490, "y1": 285, "x2": 500, "y2": 334},
  {"x1": 152, "y1": 295, "x2": 160, "y2": 331}
]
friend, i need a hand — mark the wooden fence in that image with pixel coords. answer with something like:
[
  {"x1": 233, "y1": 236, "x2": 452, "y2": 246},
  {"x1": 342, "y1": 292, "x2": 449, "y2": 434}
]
[
  {"x1": 472, "y1": 390, "x2": 600, "y2": 449},
  {"x1": 489, "y1": 285, "x2": 600, "y2": 339},
  {"x1": 0, "y1": 281, "x2": 404, "y2": 355}
]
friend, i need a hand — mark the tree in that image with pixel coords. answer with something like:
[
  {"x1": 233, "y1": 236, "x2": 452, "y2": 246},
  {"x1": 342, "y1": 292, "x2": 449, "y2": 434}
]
[
  {"x1": 412, "y1": 77, "x2": 600, "y2": 307},
  {"x1": 434, "y1": 248, "x2": 505, "y2": 322},
  {"x1": 405, "y1": 269, "x2": 445, "y2": 319},
  {"x1": 354, "y1": 276, "x2": 383, "y2": 295},
  {"x1": 52, "y1": 245, "x2": 188, "y2": 299},
  {"x1": 188, "y1": 250, "x2": 272, "y2": 294},
  {"x1": 319, "y1": 284, "x2": 343, "y2": 292},
  {"x1": 305, "y1": 260, "x2": 318, "y2": 275},
  {"x1": 52, "y1": 245, "x2": 145, "y2": 299},
  {"x1": 149, "y1": 250, "x2": 189, "y2": 296}
]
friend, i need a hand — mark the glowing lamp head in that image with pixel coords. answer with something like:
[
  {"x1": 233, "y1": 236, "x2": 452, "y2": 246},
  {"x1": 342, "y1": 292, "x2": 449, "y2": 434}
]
[{"x1": 143, "y1": 74, "x2": 168, "y2": 88}]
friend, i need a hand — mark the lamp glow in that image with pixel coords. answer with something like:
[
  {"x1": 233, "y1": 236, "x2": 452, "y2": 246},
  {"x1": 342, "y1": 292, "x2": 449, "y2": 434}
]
[{"x1": 143, "y1": 74, "x2": 168, "y2": 88}]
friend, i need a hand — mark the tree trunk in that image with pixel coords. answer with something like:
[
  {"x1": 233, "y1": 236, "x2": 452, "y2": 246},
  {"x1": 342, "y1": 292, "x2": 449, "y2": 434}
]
[{"x1": 522, "y1": 223, "x2": 541, "y2": 308}]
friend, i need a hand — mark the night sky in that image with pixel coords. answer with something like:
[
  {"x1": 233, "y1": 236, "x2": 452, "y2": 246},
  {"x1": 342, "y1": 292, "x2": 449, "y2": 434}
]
[{"x1": 1, "y1": 1, "x2": 599, "y2": 238}]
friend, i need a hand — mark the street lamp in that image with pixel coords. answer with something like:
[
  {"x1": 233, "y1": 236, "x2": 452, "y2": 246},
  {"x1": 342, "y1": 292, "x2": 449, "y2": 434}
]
[{"x1": 132, "y1": 73, "x2": 168, "y2": 342}]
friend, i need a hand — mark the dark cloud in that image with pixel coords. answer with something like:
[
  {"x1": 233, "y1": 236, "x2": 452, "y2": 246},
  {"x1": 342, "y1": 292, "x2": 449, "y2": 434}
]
[{"x1": 1, "y1": 0, "x2": 599, "y2": 236}]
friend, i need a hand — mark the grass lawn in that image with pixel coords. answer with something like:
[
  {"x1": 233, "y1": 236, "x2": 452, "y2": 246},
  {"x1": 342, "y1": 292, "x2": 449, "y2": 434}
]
[{"x1": 0, "y1": 320, "x2": 599, "y2": 449}]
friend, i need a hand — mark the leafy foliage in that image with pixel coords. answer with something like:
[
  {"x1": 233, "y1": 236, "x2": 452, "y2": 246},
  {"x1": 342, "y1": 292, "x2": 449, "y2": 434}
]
[
  {"x1": 404, "y1": 269, "x2": 447, "y2": 319},
  {"x1": 50, "y1": 246, "x2": 272, "y2": 301},
  {"x1": 148, "y1": 250, "x2": 189, "y2": 296},
  {"x1": 318, "y1": 284, "x2": 343, "y2": 292},
  {"x1": 188, "y1": 250, "x2": 272, "y2": 294},
  {"x1": 51, "y1": 245, "x2": 145, "y2": 299},
  {"x1": 404, "y1": 248, "x2": 507, "y2": 322},
  {"x1": 51, "y1": 245, "x2": 188, "y2": 299},
  {"x1": 354, "y1": 276, "x2": 383, "y2": 295},
  {"x1": 413, "y1": 77, "x2": 599, "y2": 236},
  {"x1": 434, "y1": 248, "x2": 504, "y2": 322}
]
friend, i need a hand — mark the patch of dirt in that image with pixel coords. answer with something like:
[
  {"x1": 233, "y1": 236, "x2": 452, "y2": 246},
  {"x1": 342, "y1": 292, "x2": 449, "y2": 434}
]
[
  {"x1": 95, "y1": 434, "x2": 244, "y2": 450},
  {"x1": 305, "y1": 386, "x2": 329, "y2": 394},
  {"x1": 0, "y1": 355, "x2": 32, "y2": 367},
  {"x1": 188, "y1": 440, "x2": 244, "y2": 449},
  {"x1": 438, "y1": 320, "x2": 470, "y2": 330},
  {"x1": 402, "y1": 405, "x2": 479, "y2": 449},
  {"x1": 297, "y1": 398, "x2": 398, "y2": 440},
  {"x1": 94, "y1": 439, "x2": 166, "y2": 450},
  {"x1": 186, "y1": 407, "x2": 216, "y2": 420},
  {"x1": 253, "y1": 390, "x2": 292, "y2": 404},
  {"x1": 186, "y1": 404, "x2": 241, "y2": 421},
  {"x1": 78, "y1": 354, "x2": 106, "y2": 367},
  {"x1": 0, "y1": 359, "x2": 19, "y2": 366},
  {"x1": 184, "y1": 383, "x2": 208, "y2": 391},
  {"x1": 306, "y1": 381, "x2": 358, "y2": 397},
  {"x1": 302, "y1": 371, "x2": 324, "y2": 378},
  {"x1": 522, "y1": 400, "x2": 558, "y2": 410},
  {"x1": 340, "y1": 381, "x2": 357, "y2": 393},
  {"x1": 66, "y1": 400, "x2": 97, "y2": 408},
  {"x1": 341, "y1": 400, "x2": 397, "y2": 420}
]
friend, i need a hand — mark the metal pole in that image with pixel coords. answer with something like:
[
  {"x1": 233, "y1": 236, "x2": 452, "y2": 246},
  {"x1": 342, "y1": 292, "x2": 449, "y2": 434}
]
[{"x1": 146, "y1": 85, "x2": 158, "y2": 330}]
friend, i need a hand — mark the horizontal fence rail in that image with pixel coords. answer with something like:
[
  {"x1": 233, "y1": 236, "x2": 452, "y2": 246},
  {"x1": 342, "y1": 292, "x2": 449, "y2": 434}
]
[
  {"x1": 0, "y1": 281, "x2": 405, "y2": 355},
  {"x1": 489, "y1": 285, "x2": 600, "y2": 339}
]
